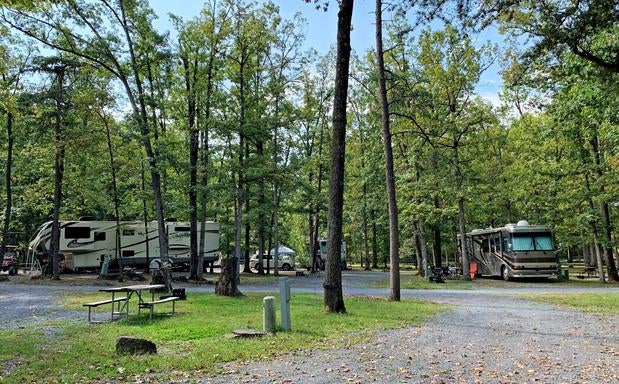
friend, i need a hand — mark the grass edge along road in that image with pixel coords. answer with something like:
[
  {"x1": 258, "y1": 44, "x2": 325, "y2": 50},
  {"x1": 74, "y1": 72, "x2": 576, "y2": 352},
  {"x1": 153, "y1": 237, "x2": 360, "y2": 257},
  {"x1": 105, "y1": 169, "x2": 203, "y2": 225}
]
[
  {"x1": 517, "y1": 292, "x2": 619, "y2": 315},
  {"x1": 0, "y1": 292, "x2": 444, "y2": 383},
  {"x1": 370, "y1": 273, "x2": 612, "y2": 290}
]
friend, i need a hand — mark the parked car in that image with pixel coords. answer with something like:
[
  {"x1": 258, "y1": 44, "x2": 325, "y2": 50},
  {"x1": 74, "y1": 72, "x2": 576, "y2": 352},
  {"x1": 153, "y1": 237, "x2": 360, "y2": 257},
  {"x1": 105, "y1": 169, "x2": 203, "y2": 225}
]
[
  {"x1": 249, "y1": 246, "x2": 296, "y2": 272},
  {"x1": 2, "y1": 246, "x2": 19, "y2": 275}
]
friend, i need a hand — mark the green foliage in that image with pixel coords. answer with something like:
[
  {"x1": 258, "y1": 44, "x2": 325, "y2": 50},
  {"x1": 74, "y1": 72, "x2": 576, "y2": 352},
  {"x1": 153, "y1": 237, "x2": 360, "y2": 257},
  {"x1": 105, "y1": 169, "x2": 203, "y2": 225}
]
[{"x1": 0, "y1": 0, "x2": 616, "y2": 273}]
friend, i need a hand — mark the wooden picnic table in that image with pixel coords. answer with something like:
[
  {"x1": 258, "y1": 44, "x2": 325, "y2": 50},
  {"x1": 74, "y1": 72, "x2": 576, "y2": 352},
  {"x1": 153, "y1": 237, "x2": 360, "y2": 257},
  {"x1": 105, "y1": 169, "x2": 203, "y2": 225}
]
[{"x1": 98, "y1": 284, "x2": 167, "y2": 321}]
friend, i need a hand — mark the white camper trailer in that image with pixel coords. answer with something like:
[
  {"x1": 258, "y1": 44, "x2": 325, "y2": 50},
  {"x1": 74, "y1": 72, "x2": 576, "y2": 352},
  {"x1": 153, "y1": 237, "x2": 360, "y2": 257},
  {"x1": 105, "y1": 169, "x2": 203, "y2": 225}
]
[{"x1": 27, "y1": 219, "x2": 219, "y2": 271}]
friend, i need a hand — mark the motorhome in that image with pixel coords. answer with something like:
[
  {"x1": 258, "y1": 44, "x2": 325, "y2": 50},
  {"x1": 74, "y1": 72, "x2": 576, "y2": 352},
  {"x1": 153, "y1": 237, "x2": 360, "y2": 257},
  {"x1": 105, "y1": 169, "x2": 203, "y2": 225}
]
[
  {"x1": 27, "y1": 219, "x2": 219, "y2": 271},
  {"x1": 460, "y1": 220, "x2": 560, "y2": 280}
]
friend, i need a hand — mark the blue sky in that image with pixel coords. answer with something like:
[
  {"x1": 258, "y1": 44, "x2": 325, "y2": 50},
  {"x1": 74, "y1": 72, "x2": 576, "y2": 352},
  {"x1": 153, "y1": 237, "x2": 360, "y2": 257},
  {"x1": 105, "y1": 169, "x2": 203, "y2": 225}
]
[{"x1": 149, "y1": 0, "x2": 504, "y2": 105}]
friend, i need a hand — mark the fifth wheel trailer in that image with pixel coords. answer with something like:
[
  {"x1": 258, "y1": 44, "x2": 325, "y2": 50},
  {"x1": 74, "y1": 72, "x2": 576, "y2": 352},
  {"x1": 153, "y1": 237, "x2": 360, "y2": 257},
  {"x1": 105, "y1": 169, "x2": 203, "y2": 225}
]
[{"x1": 27, "y1": 220, "x2": 219, "y2": 271}]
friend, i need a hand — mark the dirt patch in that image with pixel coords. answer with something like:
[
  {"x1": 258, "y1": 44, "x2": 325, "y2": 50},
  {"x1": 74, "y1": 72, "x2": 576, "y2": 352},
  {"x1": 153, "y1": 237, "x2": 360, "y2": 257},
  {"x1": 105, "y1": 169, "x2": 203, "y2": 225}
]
[{"x1": 3, "y1": 358, "x2": 21, "y2": 377}]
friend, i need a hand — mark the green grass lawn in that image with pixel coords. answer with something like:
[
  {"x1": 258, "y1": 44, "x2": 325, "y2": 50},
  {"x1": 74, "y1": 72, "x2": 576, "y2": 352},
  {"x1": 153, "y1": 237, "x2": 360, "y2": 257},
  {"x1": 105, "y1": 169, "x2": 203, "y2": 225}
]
[
  {"x1": 519, "y1": 292, "x2": 619, "y2": 315},
  {"x1": 0, "y1": 292, "x2": 443, "y2": 383},
  {"x1": 371, "y1": 273, "x2": 613, "y2": 290}
]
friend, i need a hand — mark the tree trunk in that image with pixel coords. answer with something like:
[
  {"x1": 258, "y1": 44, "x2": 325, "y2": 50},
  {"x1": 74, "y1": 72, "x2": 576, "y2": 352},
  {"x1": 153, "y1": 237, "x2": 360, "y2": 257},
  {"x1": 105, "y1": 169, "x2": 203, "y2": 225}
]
[
  {"x1": 371, "y1": 209, "x2": 378, "y2": 268},
  {"x1": 243, "y1": 146, "x2": 252, "y2": 274},
  {"x1": 273, "y1": 187, "x2": 280, "y2": 277},
  {"x1": 101, "y1": 113, "x2": 123, "y2": 281},
  {"x1": 199, "y1": 48, "x2": 216, "y2": 279},
  {"x1": 599, "y1": 201, "x2": 617, "y2": 281},
  {"x1": 141, "y1": 162, "x2": 151, "y2": 273},
  {"x1": 453, "y1": 140, "x2": 469, "y2": 280},
  {"x1": 272, "y1": 143, "x2": 280, "y2": 277},
  {"x1": 181, "y1": 52, "x2": 200, "y2": 281},
  {"x1": 590, "y1": 136, "x2": 618, "y2": 281},
  {"x1": 308, "y1": 200, "x2": 315, "y2": 272},
  {"x1": 50, "y1": 65, "x2": 66, "y2": 280},
  {"x1": 216, "y1": 256, "x2": 242, "y2": 296},
  {"x1": 589, "y1": 243, "x2": 597, "y2": 268},
  {"x1": 119, "y1": 1, "x2": 169, "y2": 268},
  {"x1": 432, "y1": 151, "x2": 442, "y2": 267},
  {"x1": 257, "y1": 141, "x2": 266, "y2": 275},
  {"x1": 362, "y1": 181, "x2": 370, "y2": 271},
  {"x1": 593, "y1": 238, "x2": 606, "y2": 283},
  {"x1": 375, "y1": 0, "x2": 399, "y2": 300},
  {"x1": 323, "y1": 0, "x2": 353, "y2": 313},
  {"x1": 236, "y1": 136, "x2": 244, "y2": 278},
  {"x1": 419, "y1": 227, "x2": 428, "y2": 277},
  {"x1": 0, "y1": 111, "x2": 14, "y2": 259},
  {"x1": 221, "y1": 178, "x2": 243, "y2": 297},
  {"x1": 414, "y1": 224, "x2": 423, "y2": 276},
  {"x1": 311, "y1": 112, "x2": 327, "y2": 273},
  {"x1": 416, "y1": 221, "x2": 429, "y2": 277},
  {"x1": 198, "y1": 127, "x2": 209, "y2": 277}
]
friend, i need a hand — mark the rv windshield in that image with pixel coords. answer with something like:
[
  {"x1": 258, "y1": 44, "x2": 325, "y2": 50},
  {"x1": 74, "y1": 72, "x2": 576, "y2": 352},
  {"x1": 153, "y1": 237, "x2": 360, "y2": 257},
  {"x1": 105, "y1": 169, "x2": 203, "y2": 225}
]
[{"x1": 512, "y1": 234, "x2": 553, "y2": 251}]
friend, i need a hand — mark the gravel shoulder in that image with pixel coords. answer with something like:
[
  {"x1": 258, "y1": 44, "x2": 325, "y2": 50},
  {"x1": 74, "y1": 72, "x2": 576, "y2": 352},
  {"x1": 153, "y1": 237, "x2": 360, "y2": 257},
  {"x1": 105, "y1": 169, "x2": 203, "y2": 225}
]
[{"x1": 204, "y1": 294, "x2": 619, "y2": 384}]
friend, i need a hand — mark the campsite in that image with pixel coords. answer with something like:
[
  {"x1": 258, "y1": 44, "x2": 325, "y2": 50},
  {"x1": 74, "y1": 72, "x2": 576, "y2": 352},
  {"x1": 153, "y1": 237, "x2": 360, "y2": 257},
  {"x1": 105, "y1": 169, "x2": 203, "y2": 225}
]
[{"x1": 0, "y1": 0, "x2": 618, "y2": 383}]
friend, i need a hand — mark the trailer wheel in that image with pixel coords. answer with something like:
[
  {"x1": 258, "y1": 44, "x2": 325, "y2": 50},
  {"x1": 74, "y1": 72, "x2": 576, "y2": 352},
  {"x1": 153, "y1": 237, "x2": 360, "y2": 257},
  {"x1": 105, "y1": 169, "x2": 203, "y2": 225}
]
[
  {"x1": 281, "y1": 263, "x2": 291, "y2": 271},
  {"x1": 8, "y1": 265, "x2": 17, "y2": 276},
  {"x1": 501, "y1": 266, "x2": 510, "y2": 281},
  {"x1": 255, "y1": 263, "x2": 264, "y2": 273}
]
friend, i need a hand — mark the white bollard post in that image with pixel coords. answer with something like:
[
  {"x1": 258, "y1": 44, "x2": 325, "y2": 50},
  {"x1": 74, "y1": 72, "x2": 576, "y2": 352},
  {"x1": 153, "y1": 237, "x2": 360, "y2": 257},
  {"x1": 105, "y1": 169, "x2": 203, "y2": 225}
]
[
  {"x1": 263, "y1": 296, "x2": 276, "y2": 333},
  {"x1": 279, "y1": 277, "x2": 291, "y2": 331}
]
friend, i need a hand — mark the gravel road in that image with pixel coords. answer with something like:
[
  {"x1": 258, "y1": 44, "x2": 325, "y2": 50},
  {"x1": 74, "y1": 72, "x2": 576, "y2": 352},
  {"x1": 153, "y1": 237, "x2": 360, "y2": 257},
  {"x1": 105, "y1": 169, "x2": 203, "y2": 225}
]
[
  {"x1": 204, "y1": 293, "x2": 619, "y2": 384},
  {"x1": 1, "y1": 272, "x2": 618, "y2": 383}
]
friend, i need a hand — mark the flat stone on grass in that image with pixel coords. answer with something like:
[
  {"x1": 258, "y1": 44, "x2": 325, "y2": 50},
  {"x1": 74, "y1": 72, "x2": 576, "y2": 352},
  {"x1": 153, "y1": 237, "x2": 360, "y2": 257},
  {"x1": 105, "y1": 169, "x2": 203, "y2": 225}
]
[{"x1": 232, "y1": 329, "x2": 266, "y2": 338}]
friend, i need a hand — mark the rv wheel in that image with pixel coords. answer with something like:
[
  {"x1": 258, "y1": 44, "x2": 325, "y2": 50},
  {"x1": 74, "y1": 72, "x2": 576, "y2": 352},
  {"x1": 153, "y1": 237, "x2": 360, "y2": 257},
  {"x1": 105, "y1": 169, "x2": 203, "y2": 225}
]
[
  {"x1": 501, "y1": 266, "x2": 510, "y2": 281},
  {"x1": 281, "y1": 263, "x2": 291, "y2": 271}
]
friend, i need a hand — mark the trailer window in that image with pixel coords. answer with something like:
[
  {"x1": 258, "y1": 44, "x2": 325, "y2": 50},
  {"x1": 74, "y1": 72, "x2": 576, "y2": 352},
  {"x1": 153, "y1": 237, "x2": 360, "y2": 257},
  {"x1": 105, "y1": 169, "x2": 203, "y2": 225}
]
[
  {"x1": 94, "y1": 232, "x2": 106, "y2": 241},
  {"x1": 122, "y1": 229, "x2": 135, "y2": 236},
  {"x1": 65, "y1": 227, "x2": 90, "y2": 239},
  {"x1": 175, "y1": 226, "x2": 190, "y2": 232}
]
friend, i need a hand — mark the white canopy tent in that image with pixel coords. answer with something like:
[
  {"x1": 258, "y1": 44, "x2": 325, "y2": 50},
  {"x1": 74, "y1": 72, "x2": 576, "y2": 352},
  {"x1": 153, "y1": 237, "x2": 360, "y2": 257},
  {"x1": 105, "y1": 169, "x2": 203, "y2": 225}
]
[{"x1": 269, "y1": 245, "x2": 295, "y2": 256}]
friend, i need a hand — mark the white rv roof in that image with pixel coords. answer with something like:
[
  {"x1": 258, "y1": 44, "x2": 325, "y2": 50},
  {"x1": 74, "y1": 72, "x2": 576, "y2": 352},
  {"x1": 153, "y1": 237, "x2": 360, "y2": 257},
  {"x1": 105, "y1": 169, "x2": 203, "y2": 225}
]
[{"x1": 468, "y1": 220, "x2": 552, "y2": 237}]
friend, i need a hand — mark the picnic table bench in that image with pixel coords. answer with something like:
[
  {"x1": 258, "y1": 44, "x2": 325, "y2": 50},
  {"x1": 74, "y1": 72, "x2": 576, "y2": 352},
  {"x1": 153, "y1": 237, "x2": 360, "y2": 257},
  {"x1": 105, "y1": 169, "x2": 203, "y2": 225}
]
[
  {"x1": 83, "y1": 297, "x2": 128, "y2": 323},
  {"x1": 139, "y1": 296, "x2": 180, "y2": 319},
  {"x1": 84, "y1": 284, "x2": 167, "y2": 323},
  {"x1": 577, "y1": 267, "x2": 598, "y2": 279}
]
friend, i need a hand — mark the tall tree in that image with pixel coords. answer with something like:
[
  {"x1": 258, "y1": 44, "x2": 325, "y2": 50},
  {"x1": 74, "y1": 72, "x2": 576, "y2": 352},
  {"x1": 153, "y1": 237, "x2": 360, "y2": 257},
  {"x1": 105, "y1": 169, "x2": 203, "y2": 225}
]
[
  {"x1": 323, "y1": 0, "x2": 353, "y2": 313},
  {"x1": 2, "y1": 1, "x2": 174, "y2": 287},
  {"x1": 375, "y1": 0, "x2": 400, "y2": 300},
  {"x1": 0, "y1": 42, "x2": 28, "y2": 260}
]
